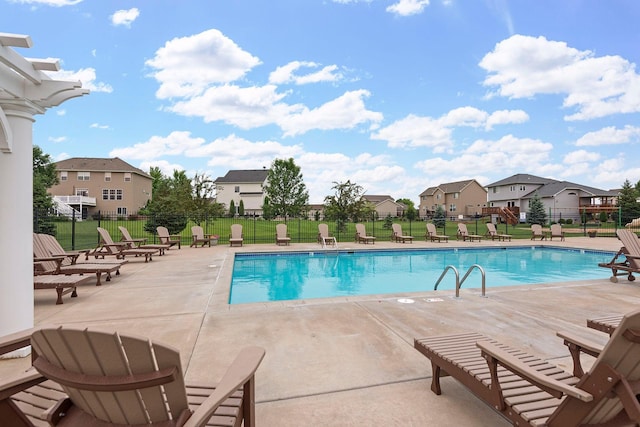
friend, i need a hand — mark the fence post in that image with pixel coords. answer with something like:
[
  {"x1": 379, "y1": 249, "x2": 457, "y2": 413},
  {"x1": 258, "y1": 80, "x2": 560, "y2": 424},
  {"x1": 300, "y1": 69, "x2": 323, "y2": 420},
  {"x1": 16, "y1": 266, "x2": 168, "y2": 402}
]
[
  {"x1": 71, "y1": 210, "x2": 76, "y2": 250},
  {"x1": 97, "y1": 210, "x2": 101, "y2": 246}
]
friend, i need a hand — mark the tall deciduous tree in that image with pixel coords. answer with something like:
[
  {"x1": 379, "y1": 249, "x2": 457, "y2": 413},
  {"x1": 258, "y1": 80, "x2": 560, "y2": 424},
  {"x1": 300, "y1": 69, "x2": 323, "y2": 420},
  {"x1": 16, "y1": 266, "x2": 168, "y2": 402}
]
[
  {"x1": 191, "y1": 172, "x2": 224, "y2": 224},
  {"x1": 263, "y1": 158, "x2": 309, "y2": 219},
  {"x1": 323, "y1": 180, "x2": 367, "y2": 231},
  {"x1": 396, "y1": 198, "x2": 417, "y2": 221},
  {"x1": 33, "y1": 145, "x2": 58, "y2": 211}
]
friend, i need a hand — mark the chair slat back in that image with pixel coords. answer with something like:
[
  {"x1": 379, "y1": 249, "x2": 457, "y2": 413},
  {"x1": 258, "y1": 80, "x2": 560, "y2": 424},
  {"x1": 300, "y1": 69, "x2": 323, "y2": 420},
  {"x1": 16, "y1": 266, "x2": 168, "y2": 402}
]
[
  {"x1": 157, "y1": 226, "x2": 170, "y2": 243},
  {"x1": 531, "y1": 224, "x2": 542, "y2": 235},
  {"x1": 617, "y1": 229, "x2": 640, "y2": 269},
  {"x1": 318, "y1": 223, "x2": 330, "y2": 238},
  {"x1": 192, "y1": 226, "x2": 204, "y2": 239},
  {"x1": 118, "y1": 226, "x2": 133, "y2": 241},
  {"x1": 231, "y1": 224, "x2": 243, "y2": 238},
  {"x1": 97, "y1": 227, "x2": 118, "y2": 255},
  {"x1": 457, "y1": 223, "x2": 469, "y2": 236},
  {"x1": 355, "y1": 223, "x2": 367, "y2": 237},
  {"x1": 276, "y1": 223, "x2": 287, "y2": 238},
  {"x1": 39, "y1": 234, "x2": 73, "y2": 267},
  {"x1": 426, "y1": 223, "x2": 436, "y2": 236},
  {"x1": 33, "y1": 233, "x2": 59, "y2": 273},
  {"x1": 486, "y1": 223, "x2": 497, "y2": 235},
  {"x1": 551, "y1": 223, "x2": 562, "y2": 235},
  {"x1": 31, "y1": 327, "x2": 188, "y2": 425},
  {"x1": 391, "y1": 223, "x2": 401, "y2": 236}
]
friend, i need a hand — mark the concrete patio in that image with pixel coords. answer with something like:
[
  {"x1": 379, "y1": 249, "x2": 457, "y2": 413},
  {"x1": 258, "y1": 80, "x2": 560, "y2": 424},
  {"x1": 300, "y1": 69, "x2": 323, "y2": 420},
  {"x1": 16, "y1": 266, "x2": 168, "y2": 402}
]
[{"x1": 2, "y1": 235, "x2": 638, "y2": 426}]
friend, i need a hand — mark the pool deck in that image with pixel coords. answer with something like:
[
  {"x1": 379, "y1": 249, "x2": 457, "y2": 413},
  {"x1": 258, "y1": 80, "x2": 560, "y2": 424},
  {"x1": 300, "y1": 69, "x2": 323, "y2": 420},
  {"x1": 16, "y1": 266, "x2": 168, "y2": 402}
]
[{"x1": 3, "y1": 235, "x2": 638, "y2": 426}]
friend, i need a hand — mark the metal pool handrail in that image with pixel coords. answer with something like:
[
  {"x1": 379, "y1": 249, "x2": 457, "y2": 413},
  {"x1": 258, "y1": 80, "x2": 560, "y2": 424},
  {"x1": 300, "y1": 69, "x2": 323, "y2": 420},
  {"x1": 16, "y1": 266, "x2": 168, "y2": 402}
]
[{"x1": 434, "y1": 264, "x2": 486, "y2": 297}]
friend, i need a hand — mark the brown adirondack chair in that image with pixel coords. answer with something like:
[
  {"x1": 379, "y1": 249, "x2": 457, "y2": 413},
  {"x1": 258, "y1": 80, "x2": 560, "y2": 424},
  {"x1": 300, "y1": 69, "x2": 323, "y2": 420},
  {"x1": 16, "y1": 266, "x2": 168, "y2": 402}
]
[
  {"x1": 275, "y1": 223, "x2": 291, "y2": 246},
  {"x1": 426, "y1": 223, "x2": 448, "y2": 242},
  {"x1": 485, "y1": 223, "x2": 512, "y2": 241},
  {"x1": 317, "y1": 223, "x2": 337, "y2": 247},
  {"x1": 157, "y1": 226, "x2": 181, "y2": 249},
  {"x1": 38, "y1": 233, "x2": 128, "y2": 269},
  {"x1": 531, "y1": 224, "x2": 546, "y2": 240},
  {"x1": 355, "y1": 223, "x2": 376, "y2": 244},
  {"x1": 0, "y1": 326, "x2": 265, "y2": 427},
  {"x1": 229, "y1": 224, "x2": 244, "y2": 247},
  {"x1": 598, "y1": 229, "x2": 640, "y2": 282},
  {"x1": 91, "y1": 227, "x2": 157, "y2": 262},
  {"x1": 414, "y1": 308, "x2": 640, "y2": 426},
  {"x1": 456, "y1": 223, "x2": 481, "y2": 242},
  {"x1": 391, "y1": 223, "x2": 413, "y2": 243},
  {"x1": 118, "y1": 226, "x2": 170, "y2": 255},
  {"x1": 190, "y1": 226, "x2": 218, "y2": 247}
]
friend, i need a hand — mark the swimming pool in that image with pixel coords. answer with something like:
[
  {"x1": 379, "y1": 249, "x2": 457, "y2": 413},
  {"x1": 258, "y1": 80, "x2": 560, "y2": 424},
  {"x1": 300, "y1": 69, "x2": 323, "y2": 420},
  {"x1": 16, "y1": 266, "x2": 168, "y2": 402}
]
[{"x1": 229, "y1": 247, "x2": 615, "y2": 304}]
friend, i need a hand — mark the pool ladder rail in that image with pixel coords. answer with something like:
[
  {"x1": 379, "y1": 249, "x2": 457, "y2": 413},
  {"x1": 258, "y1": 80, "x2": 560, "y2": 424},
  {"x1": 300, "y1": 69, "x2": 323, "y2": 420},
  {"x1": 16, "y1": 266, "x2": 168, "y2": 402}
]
[{"x1": 434, "y1": 264, "x2": 486, "y2": 298}]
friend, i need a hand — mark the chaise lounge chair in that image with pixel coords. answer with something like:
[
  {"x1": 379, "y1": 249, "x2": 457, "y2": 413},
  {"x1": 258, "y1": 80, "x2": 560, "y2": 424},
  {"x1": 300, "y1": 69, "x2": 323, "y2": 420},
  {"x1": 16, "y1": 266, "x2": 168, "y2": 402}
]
[
  {"x1": 157, "y1": 226, "x2": 181, "y2": 249},
  {"x1": 485, "y1": 223, "x2": 512, "y2": 241},
  {"x1": 531, "y1": 224, "x2": 546, "y2": 240},
  {"x1": 355, "y1": 223, "x2": 376, "y2": 244},
  {"x1": 33, "y1": 274, "x2": 93, "y2": 304},
  {"x1": 190, "y1": 225, "x2": 219, "y2": 247},
  {"x1": 91, "y1": 227, "x2": 158, "y2": 262},
  {"x1": 456, "y1": 223, "x2": 482, "y2": 242},
  {"x1": 598, "y1": 229, "x2": 640, "y2": 282},
  {"x1": 549, "y1": 223, "x2": 565, "y2": 241},
  {"x1": 391, "y1": 223, "x2": 413, "y2": 243},
  {"x1": 229, "y1": 224, "x2": 244, "y2": 247},
  {"x1": 318, "y1": 223, "x2": 337, "y2": 248},
  {"x1": 0, "y1": 326, "x2": 265, "y2": 427},
  {"x1": 275, "y1": 223, "x2": 291, "y2": 246},
  {"x1": 414, "y1": 308, "x2": 640, "y2": 426},
  {"x1": 426, "y1": 223, "x2": 448, "y2": 242},
  {"x1": 118, "y1": 226, "x2": 170, "y2": 255},
  {"x1": 38, "y1": 233, "x2": 128, "y2": 270},
  {"x1": 33, "y1": 233, "x2": 122, "y2": 286}
]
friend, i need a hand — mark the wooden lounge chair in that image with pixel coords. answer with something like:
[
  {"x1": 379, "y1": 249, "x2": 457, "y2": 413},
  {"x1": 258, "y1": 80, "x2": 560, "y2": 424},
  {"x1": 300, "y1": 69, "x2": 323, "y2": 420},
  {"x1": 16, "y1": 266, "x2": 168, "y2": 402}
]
[
  {"x1": 391, "y1": 223, "x2": 413, "y2": 243},
  {"x1": 456, "y1": 223, "x2": 482, "y2": 242},
  {"x1": 91, "y1": 228, "x2": 157, "y2": 262},
  {"x1": 598, "y1": 229, "x2": 640, "y2": 282},
  {"x1": 355, "y1": 223, "x2": 376, "y2": 244},
  {"x1": 190, "y1": 225, "x2": 218, "y2": 247},
  {"x1": 0, "y1": 326, "x2": 265, "y2": 427},
  {"x1": 157, "y1": 226, "x2": 181, "y2": 249},
  {"x1": 414, "y1": 308, "x2": 640, "y2": 427},
  {"x1": 38, "y1": 233, "x2": 128, "y2": 270},
  {"x1": 485, "y1": 223, "x2": 512, "y2": 241},
  {"x1": 587, "y1": 314, "x2": 622, "y2": 336},
  {"x1": 550, "y1": 223, "x2": 565, "y2": 241},
  {"x1": 34, "y1": 274, "x2": 93, "y2": 304},
  {"x1": 531, "y1": 224, "x2": 546, "y2": 240},
  {"x1": 33, "y1": 234, "x2": 121, "y2": 286},
  {"x1": 118, "y1": 226, "x2": 170, "y2": 255},
  {"x1": 275, "y1": 223, "x2": 291, "y2": 246},
  {"x1": 318, "y1": 223, "x2": 337, "y2": 248},
  {"x1": 426, "y1": 223, "x2": 448, "y2": 242},
  {"x1": 229, "y1": 224, "x2": 244, "y2": 247}
]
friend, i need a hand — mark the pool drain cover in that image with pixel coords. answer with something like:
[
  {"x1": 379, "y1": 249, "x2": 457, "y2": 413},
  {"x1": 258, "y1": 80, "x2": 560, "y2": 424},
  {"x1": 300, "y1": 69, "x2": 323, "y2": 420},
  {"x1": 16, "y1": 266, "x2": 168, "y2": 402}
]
[{"x1": 397, "y1": 298, "x2": 415, "y2": 304}]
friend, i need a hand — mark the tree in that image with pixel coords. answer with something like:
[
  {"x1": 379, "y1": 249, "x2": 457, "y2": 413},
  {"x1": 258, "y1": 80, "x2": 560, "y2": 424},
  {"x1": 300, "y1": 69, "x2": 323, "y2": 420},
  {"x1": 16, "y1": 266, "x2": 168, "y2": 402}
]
[
  {"x1": 33, "y1": 146, "x2": 59, "y2": 234},
  {"x1": 527, "y1": 193, "x2": 547, "y2": 225},
  {"x1": 396, "y1": 198, "x2": 417, "y2": 221},
  {"x1": 190, "y1": 173, "x2": 224, "y2": 224},
  {"x1": 323, "y1": 180, "x2": 367, "y2": 231},
  {"x1": 143, "y1": 169, "x2": 191, "y2": 235},
  {"x1": 238, "y1": 199, "x2": 245, "y2": 216},
  {"x1": 618, "y1": 179, "x2": 640, "y2": 226},
  {"x1": 228, "y1": 200, "x2": 236, "y2": 217},
  {"x1": 433, "y1": 205, "x2": 446, "y2": 228},
  {"x1": 262, "y1": 158, "x2": 309, "y2": 219},
  {"x1": 262, "y1": 196, "x2": 275, "y2": 220}
]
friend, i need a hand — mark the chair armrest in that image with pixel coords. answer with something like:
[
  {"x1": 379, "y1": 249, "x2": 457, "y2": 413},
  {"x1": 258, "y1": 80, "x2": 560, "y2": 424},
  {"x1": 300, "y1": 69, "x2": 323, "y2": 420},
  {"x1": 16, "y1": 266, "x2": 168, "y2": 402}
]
[
  {"x1": 0, "y1": 327, "x2": 34, "y2": 357},
  {"x1": 185, "y1": 346, "x2": 266, "y2": 427},
  {"x1": 33, "y1": 256, "x2": 65, "y2": 262},
  {"x1": 0, "y1": 369, "x2": 45, "y2": 401},
  {"x1": 477, "y1": 341, "x2": 593, "y2": 402},
  {"x1": 556, "y1": 330, "x2": 605, "y2": 357}
]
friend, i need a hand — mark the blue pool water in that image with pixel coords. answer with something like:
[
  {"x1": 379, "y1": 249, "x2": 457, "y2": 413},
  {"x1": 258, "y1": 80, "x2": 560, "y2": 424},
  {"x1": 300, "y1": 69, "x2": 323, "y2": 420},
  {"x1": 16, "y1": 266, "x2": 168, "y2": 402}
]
[{"x1": 229, "y1": 247, "x2": 615, "y2": 304}]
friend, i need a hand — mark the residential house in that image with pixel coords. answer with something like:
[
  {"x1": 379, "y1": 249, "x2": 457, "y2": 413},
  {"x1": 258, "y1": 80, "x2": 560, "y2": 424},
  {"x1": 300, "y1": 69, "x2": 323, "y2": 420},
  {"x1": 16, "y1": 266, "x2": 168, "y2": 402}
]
[
  {"x1": 48, "y1": 157, "x2": 152, "y2": 219},
  {"x1": 214, "y1": 169, "x2": 269, "y2": 216},
  {"x1": 485, "y1": 173, "x2": 618, "y2": 224},
  {"x1": 362, "y1": 195, "x2": 406, "y2": 218},
  {"x1": 418, "y1": 179, "x2": 488, "y2": 220}
]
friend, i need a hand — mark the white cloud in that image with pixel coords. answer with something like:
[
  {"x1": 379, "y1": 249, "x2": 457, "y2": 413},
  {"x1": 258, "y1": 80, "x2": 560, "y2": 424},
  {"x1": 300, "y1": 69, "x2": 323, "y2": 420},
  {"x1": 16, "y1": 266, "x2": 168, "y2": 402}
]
[
  {"x1": 485, "y1": 109, "x2": 529, "y2": 130},
  {"x1": 480, "y1": 34, "x2": 640, "y2": 121},
  {"x1": 138, "y1": 160, "x2": 185, "y2": 177},
  {"x1": 53, "y1": 152, "x2": 70, "y2": 161},
  {"x1": 269, "y1": 61, "x2": 343, "y2": 85},
  {"x1": 575, "y1": 125, "x2": 640, "y2": 146},
  {"x1": 145, "y1": 29, "x2": 261, "y2": 99},
  {"x1": 46, "y1": 68, "x2": 113, "y2": 93},
  {"x1": 56, "y1": 109, "x2": 66, "y2": 116},
  {"x1": 109, "y1": 131, "x2": 207, "y2": 160},
  {"x1": 563, "y1": 149, "x2": 601, "y2": 165},
  {"x1": 90, "y1": 123, "x2": 110, "y2": 130},
  {"x1": 110, "y1": 8, "x2": 140, "y2": 28},
  {"x1": 48, "y1": 136, "x2": 66, "y2": 143},
  {"x1": 386, "y1": 0, "x2": 430, "y2": 16}
]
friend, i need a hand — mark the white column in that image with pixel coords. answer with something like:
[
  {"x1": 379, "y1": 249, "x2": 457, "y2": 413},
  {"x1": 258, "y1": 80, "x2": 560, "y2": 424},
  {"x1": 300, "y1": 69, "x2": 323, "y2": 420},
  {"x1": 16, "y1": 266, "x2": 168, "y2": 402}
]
[{"x1": 0, "y1": 104, "x2": 35, "y2": 353}]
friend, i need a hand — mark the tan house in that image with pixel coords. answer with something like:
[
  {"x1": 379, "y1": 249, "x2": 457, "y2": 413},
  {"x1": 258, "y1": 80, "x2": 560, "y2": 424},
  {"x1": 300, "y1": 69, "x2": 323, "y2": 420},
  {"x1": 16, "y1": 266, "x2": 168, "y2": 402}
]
[
  {"x1": 214, "y1": 169, "x2": 269, "y2": 216},
  {"x1": 362, "y1": 195, "x2": 405, "y2": 218},
  {"x1": 418, "y1": 179, "x2": 487, "y2": 220},
  {"x1": 49, "y1": 158, "x2": 152, "y2": 219}
]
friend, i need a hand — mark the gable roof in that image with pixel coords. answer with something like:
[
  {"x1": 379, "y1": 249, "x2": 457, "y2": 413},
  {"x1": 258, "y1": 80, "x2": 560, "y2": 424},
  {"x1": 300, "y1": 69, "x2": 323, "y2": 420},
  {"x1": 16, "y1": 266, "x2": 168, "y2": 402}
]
[
  {"x1": 54, "y1": 157, "x2": 150, "y2": 178},
  {"x1": 419, "y1": 179, "x2": 485, "y2": 196},
  {"x1": 363, "y1": 195, "x2": 395, "y2": 203},
  {"x1": 487, "y1": 173, "x2": 556, "y2": 187},
  {"x1": 522, "y1": 180, "x2": 619, "y2": 199},
  {"x1": 214, "y1": 169, "x2": 269, "y2": 184}
]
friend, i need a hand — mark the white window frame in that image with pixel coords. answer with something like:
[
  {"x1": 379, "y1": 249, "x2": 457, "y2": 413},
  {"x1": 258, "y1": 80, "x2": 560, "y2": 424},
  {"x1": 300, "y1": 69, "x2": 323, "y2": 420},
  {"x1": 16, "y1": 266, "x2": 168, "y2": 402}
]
[
  {"x1": 75, "y1": 188, "x2": 89, "y2": 197},
  {"x1": 104, "y1": 172, "x2": 111, "y2": 182},
  {"x1": 77, "y1": 171, "x2": 90, "y2": 181},
  {"x1": 60, "y1": 171, "x2": 68, "y2": 181},
  {"x1": 124, "y1": 173, "x2": 132, "y2": 182}
]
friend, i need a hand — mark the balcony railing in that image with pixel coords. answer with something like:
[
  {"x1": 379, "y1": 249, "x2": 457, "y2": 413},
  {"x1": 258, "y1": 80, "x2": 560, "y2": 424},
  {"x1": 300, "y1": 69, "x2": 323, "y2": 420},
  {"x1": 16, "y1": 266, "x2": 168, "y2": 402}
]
[{"x1": 53, "y1": 195, "x2": 97, "y2": 206}]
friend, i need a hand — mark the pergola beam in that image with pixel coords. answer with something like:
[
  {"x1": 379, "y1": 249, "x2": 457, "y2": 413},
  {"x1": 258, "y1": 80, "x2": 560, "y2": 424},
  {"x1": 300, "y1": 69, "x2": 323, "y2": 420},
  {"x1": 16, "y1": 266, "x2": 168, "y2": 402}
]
[{"x1": 0, "y1": 33, "x2": 32, "y2": 49}]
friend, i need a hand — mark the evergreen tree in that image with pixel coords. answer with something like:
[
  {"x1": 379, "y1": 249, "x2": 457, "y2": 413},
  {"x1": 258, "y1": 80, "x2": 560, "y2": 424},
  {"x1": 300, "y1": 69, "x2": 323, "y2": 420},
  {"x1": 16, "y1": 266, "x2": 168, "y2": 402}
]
[
  {"x1": 238, "y1": 199, "x2": 245, "y2": 216},
  {"x1": 229, "y1": 200, "x2": 236, "y2": 217},
  {"x1": 618, "y1": 179, "x2": 640, "y2": 225},
  {"x1": 433, "y1": 205, "x2": 446, "y2": 228},
  {"x1": 527, "y1": 193, "x2": 547, "y2": 225}
]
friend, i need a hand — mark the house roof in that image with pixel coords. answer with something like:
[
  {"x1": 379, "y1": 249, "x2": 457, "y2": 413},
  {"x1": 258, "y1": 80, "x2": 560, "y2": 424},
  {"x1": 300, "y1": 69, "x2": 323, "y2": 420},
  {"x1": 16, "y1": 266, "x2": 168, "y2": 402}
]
[
  {"x1": 487, "y1": 173, "x2": 556, "y2": 188},
  {"x1": 522, "y1": 180, "x2": 619, "y2": 199},
  {"x1": 419, "y1": 179, "x2": 484, "y2": 196},
  {"x1": 54, "y1": 157, "x2": 150, "y2": 178},
  {"x1": 363, "y1": 195, "x2": 394, "y2": 203},
  {"x1": 214, "y1": 169, "x2": 269, "y2": 183}
]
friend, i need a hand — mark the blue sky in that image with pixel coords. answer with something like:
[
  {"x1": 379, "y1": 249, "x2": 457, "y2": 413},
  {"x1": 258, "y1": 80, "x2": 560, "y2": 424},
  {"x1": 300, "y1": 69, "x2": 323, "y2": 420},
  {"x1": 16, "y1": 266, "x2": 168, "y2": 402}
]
[{"x1": 3, "y1": 0, "x2": 640, "y2": 204}]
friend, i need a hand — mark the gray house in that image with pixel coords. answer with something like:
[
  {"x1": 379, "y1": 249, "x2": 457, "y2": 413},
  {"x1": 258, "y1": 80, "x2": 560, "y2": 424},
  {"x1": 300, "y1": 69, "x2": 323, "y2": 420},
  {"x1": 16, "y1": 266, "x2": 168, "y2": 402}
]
[{"x1": 485, "y1": 174, "x2": 618, "y2": 223}]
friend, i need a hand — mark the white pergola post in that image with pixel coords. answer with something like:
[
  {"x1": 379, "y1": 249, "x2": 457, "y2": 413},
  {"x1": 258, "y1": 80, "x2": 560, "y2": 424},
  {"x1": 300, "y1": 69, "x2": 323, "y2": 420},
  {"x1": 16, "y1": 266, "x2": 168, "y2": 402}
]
[{"x1": 0, "y1": 32, "x2": 88, "y2": 349}]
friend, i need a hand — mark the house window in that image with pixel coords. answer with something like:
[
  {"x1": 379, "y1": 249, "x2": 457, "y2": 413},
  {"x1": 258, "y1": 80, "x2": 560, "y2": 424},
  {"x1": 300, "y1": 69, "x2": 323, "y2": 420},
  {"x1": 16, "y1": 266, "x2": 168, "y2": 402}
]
[
  {"x1": 235, "y1": 186, "x2": 240, "y2": 193},
  {"x1": 117, "y1": 207, "x2": 127, "y2": 216},
  {"x1": 449, "y1": 204, "x2": 456, "y2": 212},
  {"x1": 509, "y1": 185, "x2": 516, "y2": 191},
  {"x1": 492, "y1": 187, "x2": 497, "y2": 193},
  {"x1": 453, "y1": 192, "x2": 459, "y2": 199},
  {"x1": 60, "y1": 171, "x2": 67, "y2": 181},
  {"x1": 104, "y1": 172, "x2": 111, "y2": 182},
  {"x1": 436, "y1": 194, "x2": 441, "y2": 200},
  {"x1": 102, "y1": 189, "x2": 123, "y2": 200},
  {"x1": 520, "y1": 185, "x2": 526, "y2": 191},
  {"x1": 77, "y1": 171, "x2": 90, "y2": 181},
  {"x1": 102, "y1": 189, "x2": 109, "y2": 200},
  {"x1": 76, "y1": 188, "x2": 88, "y2": 197},
  {"x1": 124, "y1": 173, "x2": 131, "y2": 182}
]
